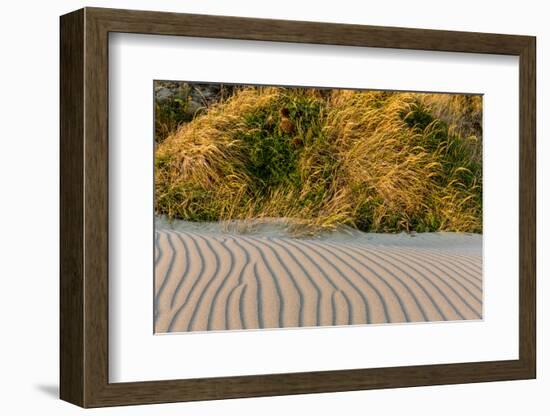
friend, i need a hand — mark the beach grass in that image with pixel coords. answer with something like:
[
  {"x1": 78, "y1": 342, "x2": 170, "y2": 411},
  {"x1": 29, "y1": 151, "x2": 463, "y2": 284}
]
[{"x1": 155, "y1": 86, "x2": 482, "y2": 234}]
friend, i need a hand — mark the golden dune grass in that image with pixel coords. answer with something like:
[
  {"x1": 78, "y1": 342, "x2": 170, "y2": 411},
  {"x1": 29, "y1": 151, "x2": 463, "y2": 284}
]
[{"x1": 155, "y1": 87, "x2": 482, "y2": 234}]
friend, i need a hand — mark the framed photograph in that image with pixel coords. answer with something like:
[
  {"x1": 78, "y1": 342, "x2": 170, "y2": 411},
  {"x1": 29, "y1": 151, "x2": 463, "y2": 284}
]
[{"x1": 60, "y1": 7, "x2": 536, "y2": 408}]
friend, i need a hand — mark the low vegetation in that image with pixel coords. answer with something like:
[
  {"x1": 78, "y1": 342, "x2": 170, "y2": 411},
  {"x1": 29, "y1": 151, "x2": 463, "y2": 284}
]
[{"x1": 155, "y1": 85, "x2": 482, "y2": 234}]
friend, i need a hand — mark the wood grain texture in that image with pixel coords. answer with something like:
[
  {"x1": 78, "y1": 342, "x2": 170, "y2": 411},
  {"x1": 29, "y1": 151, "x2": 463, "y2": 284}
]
[
  {"x1": 59, "y1": 7, "x2": 537, "y2": 408},
  {"x1": 88, "y1": 7, "x2": 532, "y2": 54},
  {"x1": 83, "y1": 9, "x2": 110, "y2": 406},
  {"x1": 59, "y1": 8, "x2": 84, "y2": 406},
  {"x1": 518, "y1": 37, "x2": 536, "y2": 376}
]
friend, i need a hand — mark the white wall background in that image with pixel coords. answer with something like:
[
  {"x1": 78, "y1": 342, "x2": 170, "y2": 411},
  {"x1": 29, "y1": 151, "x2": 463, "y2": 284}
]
[{"x1": 0, "y1": 0, "x2": 545, "y2": 414}]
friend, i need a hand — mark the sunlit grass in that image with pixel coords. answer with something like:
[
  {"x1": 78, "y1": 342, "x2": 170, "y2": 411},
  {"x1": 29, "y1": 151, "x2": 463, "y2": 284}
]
[{"x1": 155, "y1": 86, "x2": 482, "y2": 234}]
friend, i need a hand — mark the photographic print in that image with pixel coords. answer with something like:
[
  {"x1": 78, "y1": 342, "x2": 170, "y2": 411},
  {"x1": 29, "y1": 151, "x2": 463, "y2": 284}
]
[{"x1": 153, "y1": 81, "x2": 483, "y2": 334}]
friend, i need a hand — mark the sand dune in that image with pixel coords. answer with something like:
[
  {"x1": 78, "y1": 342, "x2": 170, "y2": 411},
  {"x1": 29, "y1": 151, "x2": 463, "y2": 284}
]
[{"x1": 154, "y1": 228, "x2": 482, "y2": 333}]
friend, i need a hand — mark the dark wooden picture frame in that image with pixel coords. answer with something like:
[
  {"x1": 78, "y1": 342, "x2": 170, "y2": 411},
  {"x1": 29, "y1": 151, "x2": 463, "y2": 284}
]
[{"x1": 60, "y1": 7, "x2": 536, "y2": 408}]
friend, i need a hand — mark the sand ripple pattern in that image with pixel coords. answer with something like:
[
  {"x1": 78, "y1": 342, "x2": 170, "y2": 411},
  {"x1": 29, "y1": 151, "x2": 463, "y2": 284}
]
[{"x1": 154, "y1": 230, "x2": 482, "y2": 333}]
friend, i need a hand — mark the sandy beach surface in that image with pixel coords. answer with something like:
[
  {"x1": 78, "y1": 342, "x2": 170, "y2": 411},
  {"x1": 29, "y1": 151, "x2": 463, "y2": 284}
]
[{"x1": 154, "y1": 220, "x2": 482, "y2": 333}]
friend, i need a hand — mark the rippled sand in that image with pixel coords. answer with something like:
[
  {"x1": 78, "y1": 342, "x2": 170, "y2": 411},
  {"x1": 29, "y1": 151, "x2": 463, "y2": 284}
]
[{"x1": 154, "y1": 222, "x2": 482, "y2": 333}]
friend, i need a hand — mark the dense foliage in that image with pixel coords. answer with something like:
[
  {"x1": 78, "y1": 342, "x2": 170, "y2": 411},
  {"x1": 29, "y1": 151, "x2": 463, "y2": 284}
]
[{"x1": 155, "y1": 86, "x2": 482, "y2": 234}]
